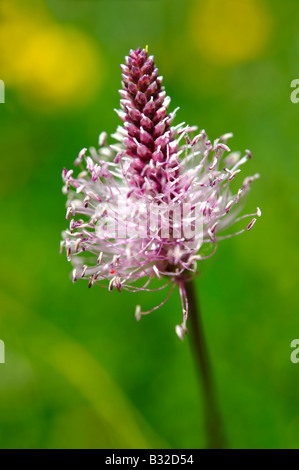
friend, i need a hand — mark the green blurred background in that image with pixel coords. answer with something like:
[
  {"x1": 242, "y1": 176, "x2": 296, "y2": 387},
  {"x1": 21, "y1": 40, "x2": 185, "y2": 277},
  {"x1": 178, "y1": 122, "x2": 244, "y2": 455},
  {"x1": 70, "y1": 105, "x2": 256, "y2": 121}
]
[{"x1": 0, "y1": 0, "x2": 298, "y2": 449}]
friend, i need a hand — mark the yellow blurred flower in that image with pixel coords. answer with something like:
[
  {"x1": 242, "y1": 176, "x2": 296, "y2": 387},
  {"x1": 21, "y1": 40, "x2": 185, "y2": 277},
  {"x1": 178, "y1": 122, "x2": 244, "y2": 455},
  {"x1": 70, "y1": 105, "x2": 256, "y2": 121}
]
[
  {"x1": 0, "y1": 0, "x2": 103, "y2": 110},
  {"x1": 190, "y1": 0, "x2": 272, "y2": 66}
]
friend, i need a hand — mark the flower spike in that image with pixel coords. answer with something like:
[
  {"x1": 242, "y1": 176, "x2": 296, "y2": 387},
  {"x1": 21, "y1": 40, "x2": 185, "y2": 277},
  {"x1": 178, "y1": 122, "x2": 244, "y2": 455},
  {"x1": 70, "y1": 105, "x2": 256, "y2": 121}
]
[{"x1": 61, "y1": 47, "x2": 260, "y2": 338}]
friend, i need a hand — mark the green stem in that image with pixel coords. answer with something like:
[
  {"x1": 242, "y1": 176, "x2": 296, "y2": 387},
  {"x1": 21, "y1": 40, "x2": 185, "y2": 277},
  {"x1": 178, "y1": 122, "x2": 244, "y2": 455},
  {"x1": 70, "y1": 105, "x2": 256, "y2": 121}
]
[{"x1": 184, "y1": 279, "x2": 228, "y2": 449}]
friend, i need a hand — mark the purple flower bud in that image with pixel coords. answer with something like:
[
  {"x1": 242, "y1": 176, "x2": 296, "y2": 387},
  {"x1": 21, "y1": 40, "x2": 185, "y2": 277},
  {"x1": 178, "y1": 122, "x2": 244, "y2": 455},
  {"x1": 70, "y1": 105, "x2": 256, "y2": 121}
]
[
  {"x1": 121, "y1": 74, "x2": 129, "y2": 86},
  {"x1": 123, "y1": 137, "x2": 137, "y2": 152},
  {"x1": 154, "y1": 91, "x2": 166, "y2": 107},
  {"x1": 115, "y1": 109, "x2": 126, "y2": 122},
  {"x1": 138, "y1": 74, "x2": 151, "y2": 91},
  {"x1": 135, "y1": 91, "x2": 147, "y2": 107},
  {"x1": 145, "y1": 81, "x2": 158, "y2": 98},
  {"x1": 128, "y1": 81, "x2": 138, "y2": 96},
  {"x1": 124, "y1": 121, "x2": 139, "y2": 139},
  {"x1": 120, "y1": 64, "x2": 129, "y2": 74},
  {"x1": 154, "y1": 106, "x2": 167, "y2": 123},
  {"x1": 127, "y1": 107, "x2": 142, "y2": 123},
  {"x1": 143, "y1": 98, "x2": 156, "y2": 116},
  {"x1": 140, "y1": 127, "x2": 154, "y2": 147},
  {"x1": 132, "y1": 157, "x2": 145, "y2": 171},
  {"x1": 153, "y1": 121, "x2": 166, "y2": 139},
  {"x1": 141, "y1": 56, "x2": 154, "y2": 75},
  {"x1": 151, "y1": 68, "x2": 159, "y2": 81},
  {"x1": 120, "y1": 98, "x2": 131, "y2": 111},
  {"x1": 152, "y1": 149, "x2": 164, "y2": 163},
  {"x1": 136, "y1": 142, "x2": 152, "y2": 160},
  {"x1": 118, "y1": 89, "x2": 129, "y2": 100},
  {"x1": 154, "y1": 134, "x2": 169, "y2": 150},
  {"x1": 131, "y1": 66, "x2": 141, "y2": 81},
  {"x1": 140, "y1": 113, "x2": 154, "y2": 131}
]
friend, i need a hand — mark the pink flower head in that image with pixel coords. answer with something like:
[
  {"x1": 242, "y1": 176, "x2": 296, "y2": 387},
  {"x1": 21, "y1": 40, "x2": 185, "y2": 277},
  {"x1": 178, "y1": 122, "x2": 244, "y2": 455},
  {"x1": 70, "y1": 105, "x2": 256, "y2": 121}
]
[{"x1": 61, "y1": 47, "x2": 261, "y2": 339}]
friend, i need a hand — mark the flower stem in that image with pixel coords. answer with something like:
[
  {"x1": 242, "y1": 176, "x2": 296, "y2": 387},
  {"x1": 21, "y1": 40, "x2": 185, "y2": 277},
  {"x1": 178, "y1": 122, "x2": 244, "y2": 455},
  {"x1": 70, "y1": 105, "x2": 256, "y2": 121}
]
[{"x1": 184, "y1": 279, "x2": 228, "y2": 449}]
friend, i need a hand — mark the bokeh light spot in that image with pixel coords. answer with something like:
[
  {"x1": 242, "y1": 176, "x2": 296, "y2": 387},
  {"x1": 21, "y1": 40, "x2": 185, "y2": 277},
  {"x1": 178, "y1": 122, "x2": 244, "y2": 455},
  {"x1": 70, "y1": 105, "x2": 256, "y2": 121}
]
[
  {"x1": 0, "y1": 0, "x2": 103, "y2": 111},
  {"x1": 190, "y1": 0, "x2": 272, "y2": 66}
]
